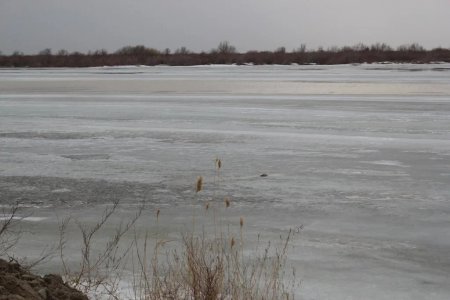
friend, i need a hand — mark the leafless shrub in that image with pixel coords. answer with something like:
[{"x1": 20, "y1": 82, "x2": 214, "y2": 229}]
[
  {"x1": 0, "y1": 202, "x2": 22, "y2": 257},
  {"x1": 0, "y1": 202, "x2": 57, "y2": 270},
  {"x1": 59, "y1": 200, "x2": 142, "y2": 297}
]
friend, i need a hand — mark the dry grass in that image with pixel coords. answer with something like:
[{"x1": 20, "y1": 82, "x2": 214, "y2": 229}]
[
  {"x1": 132, "y1": 159, "x2": 297, "y2": 300},
  {"x1": 134, "y1": 220, "x2": 295, "y2": 300}
]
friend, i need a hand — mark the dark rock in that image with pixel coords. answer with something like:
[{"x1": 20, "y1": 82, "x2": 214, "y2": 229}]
[
  {"x1": 0, "y1": 259, "x2": 88, "y2": 300},
  {"x1": 37, "y1": 288, "x2": 47, "y2": 299}
]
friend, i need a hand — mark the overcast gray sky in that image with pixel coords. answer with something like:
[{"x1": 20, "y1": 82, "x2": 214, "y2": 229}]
[{"x1": 1, "y1": 0, "x2": 449, "y2": 54}]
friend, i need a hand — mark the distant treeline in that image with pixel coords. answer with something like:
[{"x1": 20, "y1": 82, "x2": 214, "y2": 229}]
[{"x1": 1, "y1": 42, "x2": 449, "y2": 67}]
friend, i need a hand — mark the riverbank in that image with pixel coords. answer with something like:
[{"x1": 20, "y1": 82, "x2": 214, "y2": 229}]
[{"x1": 0, "y1": 259, "x2": 87, "y2": 300}]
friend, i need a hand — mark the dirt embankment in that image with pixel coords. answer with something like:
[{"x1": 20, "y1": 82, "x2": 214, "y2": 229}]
[{"x1": 0, "y1": 259, "x2": 87, "y2": 300}]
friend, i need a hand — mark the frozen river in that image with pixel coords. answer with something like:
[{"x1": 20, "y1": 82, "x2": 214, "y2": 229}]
[{"x1": 1, "y1": 64, "x2": 450, "y2": 299}]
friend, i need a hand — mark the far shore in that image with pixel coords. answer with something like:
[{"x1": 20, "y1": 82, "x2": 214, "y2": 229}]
[{"x1": 1, "y1": 43, "x2": 449, "y2": 68}]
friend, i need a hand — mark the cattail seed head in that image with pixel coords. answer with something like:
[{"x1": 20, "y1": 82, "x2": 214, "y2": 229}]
[
  {"x1": 224, "y1": 197, "x2": 230, "y2": 208},
  {"x1": 230, "y1": 237, "x2": 235, "y2": 248},
  {"x1": 240, "y1": 217, "x2": 244, "y2": 228},
  {"x1": 156, "y1": 209, "x2": 160, "y2": 220},
  {"x1": 196, "y1": 176, "x2": 203, "y2": 193},
  {"x1": 205, "y1": 202, "x2": 210, "y2": 211},
  {"x1": 217, "y1": 159, "x2": 222, "y2": 169}
]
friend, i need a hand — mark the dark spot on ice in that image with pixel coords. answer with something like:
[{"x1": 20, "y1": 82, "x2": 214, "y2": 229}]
[
  {"x1": 432, "y1": 67, "x2": 450, "y2": 72},
  {"x1": 260, "y1": 173, "x2": 268, "y2": 177}
]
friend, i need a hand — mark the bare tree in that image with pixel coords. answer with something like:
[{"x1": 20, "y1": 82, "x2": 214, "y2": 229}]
[
  {"x1": 294, "y1": 44, "x2": 307, "y2": 53},
  {"x1": 57, "y1": 49, "x2": 69, "y2": 56},
  {"x1": 39, "y1": 48, "x2": 52, "y2": 56},
  {"x1": 216, "y1": 41, "x2": 236, "y2": 54},
  {"x1": 175, "y1": 46, "x2": 190, "y2": 55}
]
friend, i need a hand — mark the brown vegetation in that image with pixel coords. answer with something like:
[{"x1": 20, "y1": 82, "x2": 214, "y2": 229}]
[
  {"x1": 1, "y1": 43, "x2": 449, "y2": 67},
  {"x1": 132, "y1": 159, "x2": 297, "y2": 299}
]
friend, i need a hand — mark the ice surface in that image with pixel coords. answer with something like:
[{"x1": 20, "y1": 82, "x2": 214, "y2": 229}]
[{"x1": 1, "y1": 64, "x2": 450, "y2": 299}]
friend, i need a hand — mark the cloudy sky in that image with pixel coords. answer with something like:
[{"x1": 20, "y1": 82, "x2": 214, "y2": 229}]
[{"x1": 1, "y1": 0, "x2": 449, "y2": 54}]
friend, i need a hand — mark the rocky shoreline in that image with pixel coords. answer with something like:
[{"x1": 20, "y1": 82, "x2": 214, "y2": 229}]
[{"x1": 0, "y1": 259, "x2": 87, "y2": 300}]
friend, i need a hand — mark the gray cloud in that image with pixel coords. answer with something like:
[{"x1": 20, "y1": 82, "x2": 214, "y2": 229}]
[{"x1": 1, "y1": 0, "x2": 449, "y2": 54}]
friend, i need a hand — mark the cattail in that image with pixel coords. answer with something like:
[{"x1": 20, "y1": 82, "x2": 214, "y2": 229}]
[
  {"x1": 217, "y1": 159, "x2": 222, "y2": 169},
  {"x1": 205, "y1": 202, "x2": 210, "y2": 211},
  {"x1": 230, "y1": 237, "x2": 235, "y2": 248},
  {"x1": 224, "y1": 197, "x2": 230, "y2": 208},
  {"x1": 240, "y1": 217, "x2": 244, "y2": 228},
  {"x1": 156, "y1": 209, "x2": 160, "y2": 220},
  {"x1": 196, "y1": 176, "x2": 203, "y2": 193}
]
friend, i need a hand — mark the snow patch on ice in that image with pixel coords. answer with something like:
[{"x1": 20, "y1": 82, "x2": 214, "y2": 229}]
[
  {"x1": 51, "y1": 188, "x2": 71, "y2": 193},
  {"x1": 0, "y1": 216, "x2": 48, "y2": 222},
  {"x1": 368, "y1": 160, "x2": 408, "y2": 167}
]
